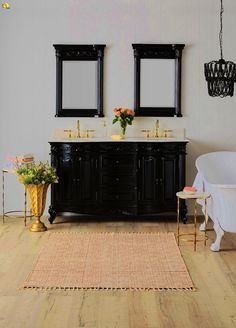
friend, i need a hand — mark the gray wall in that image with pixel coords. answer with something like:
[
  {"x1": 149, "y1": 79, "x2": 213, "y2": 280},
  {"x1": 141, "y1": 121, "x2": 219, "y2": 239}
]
[{"x1": 1, "y1": 0, "x2": 236, "y2": 212}]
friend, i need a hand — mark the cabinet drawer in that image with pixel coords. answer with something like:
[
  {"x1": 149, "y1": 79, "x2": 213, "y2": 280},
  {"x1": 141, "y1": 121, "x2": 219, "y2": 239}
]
[
  {"x1": 100, "y1": 190, "x2": 137, "y2": 202},
  {"x1": 100, "y1": 155, "x2": 136, "y2": 170},
  {"x1": 100, "y1": 143, "x2": 138, "y2": 153},
  {"x1": 101, "y1": 174, "x2": 136, "y2": 186}
]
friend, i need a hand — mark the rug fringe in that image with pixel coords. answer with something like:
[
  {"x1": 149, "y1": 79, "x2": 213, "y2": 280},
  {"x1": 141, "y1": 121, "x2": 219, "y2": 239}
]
[
  {"x1": 48, "y1": 232, "x2": 176, "y2": 235},
  {"x1": 22, "y1": 286, "x2": 196, "y2": 292}
]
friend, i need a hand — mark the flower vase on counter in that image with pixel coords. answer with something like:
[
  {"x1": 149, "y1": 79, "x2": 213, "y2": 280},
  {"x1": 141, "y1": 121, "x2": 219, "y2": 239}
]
[
  {"x1": 112, "y1": 108, "x2": 135, "y2": 139},
  {"x1": 120, "y1": 121, "x2": 127, "y2": 139}
]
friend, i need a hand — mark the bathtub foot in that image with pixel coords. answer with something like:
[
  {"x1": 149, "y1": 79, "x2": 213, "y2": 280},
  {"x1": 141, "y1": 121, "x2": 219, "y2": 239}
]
[
  {"x1": 211, "y1": 221, "x2": 224, "y2": 252},
  {"x1": 200, "y1": 222, "x2": 206, "y2": 231}
]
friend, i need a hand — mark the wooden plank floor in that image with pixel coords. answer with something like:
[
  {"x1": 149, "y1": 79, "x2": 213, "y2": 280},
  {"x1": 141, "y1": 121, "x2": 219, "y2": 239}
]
[{"x1": 0, "y1": 216, "x2": 236, "y2": 328}]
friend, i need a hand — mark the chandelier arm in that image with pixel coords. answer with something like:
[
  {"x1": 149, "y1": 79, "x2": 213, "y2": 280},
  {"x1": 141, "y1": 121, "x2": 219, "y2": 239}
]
[{"x1": 219, "y1": 0, "x2": 224, "y2": 59}]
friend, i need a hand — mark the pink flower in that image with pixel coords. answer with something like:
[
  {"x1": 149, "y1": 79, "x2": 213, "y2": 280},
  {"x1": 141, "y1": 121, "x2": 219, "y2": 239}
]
[{"x1": 115, "y1": 111, "x2": 121, "y2": 117}]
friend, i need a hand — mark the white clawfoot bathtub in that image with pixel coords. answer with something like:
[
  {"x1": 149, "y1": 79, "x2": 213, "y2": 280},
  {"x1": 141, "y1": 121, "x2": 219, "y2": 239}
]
[{"x1": 193, "y1": 152, "x2": 236, "y2": 251}]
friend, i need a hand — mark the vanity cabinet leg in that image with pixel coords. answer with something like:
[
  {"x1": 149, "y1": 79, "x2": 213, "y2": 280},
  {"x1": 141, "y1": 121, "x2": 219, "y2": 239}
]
[{"x1": 48, "y1": 205, "x2": 57, "y2": 224}]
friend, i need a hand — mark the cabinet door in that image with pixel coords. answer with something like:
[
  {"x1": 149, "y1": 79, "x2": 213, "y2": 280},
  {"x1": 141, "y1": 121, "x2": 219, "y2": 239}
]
[
  {"x1": 138, "y1": 154, "x2": 159, "y2": 202},
  {"x1": 159, "y1": 150, "x2": 179, "y2": 207},
  {"x1": 77, "y1": 151, "x2": 98, "y2": 203},
  {"x1": 51, "y1": 144, "x2": 78, "y2": 205}
]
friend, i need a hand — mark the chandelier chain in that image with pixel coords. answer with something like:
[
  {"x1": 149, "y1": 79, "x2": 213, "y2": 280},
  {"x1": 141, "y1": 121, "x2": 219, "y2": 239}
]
[{"x1": 219, "y1": 0, "x2": 224, "y2": 59}]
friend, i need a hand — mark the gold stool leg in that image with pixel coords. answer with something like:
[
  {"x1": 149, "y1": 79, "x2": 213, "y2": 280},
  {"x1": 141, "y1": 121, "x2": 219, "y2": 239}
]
[
  {"x1": 24, "y1": 186, "x2": 27, "y2": 226},
  {"x1": 194, "y1": 200, "x2": 197, "y2": 251},
  {"x1": 2, "y1": 171, "x2": 5, "y2": 224},
  {"x1": 204, "y1": 199, "x2": 207, "y2": 246},
  {"x1": 177, "y1": 196, "x2": 180, "y2": 245}
]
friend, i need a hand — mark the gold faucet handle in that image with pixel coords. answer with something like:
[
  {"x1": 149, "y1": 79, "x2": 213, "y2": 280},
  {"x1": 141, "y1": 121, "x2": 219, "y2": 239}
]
[
  {"x1": 64, "y1": 129, "x2": 72, "y2": 138},
  {"x1": 141, "y1": 129, "x2": 151, "y2": 139},
  {"x1": 85, "y1": 129, "x2": 95, "y2": 138},
  {"x1": 163, "y1": 129, "x2": 173, "y2": 138}
]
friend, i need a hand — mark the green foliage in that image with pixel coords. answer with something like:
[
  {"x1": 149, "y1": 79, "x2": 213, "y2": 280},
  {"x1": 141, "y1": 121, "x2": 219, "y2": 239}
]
[
  {"x1": 16, "y1": 162, "x2": 58, "y2": 185},
  {"x1": 112, "y1": 117, "x2": 119, "y2": 124}
]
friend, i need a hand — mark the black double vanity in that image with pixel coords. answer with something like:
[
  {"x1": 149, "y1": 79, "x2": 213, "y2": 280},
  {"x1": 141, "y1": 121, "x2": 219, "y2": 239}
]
[
  {"x1": 49, "y1": 43, "x2": 187, "y2": 223},
  {"x1": 49, "y1": 140, "x2": 188, "y2": 223}
]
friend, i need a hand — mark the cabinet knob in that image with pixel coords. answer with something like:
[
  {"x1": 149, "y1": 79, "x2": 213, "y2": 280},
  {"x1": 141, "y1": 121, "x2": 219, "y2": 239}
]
[
  {"x1": 116, "y1": 177, "x2": 120, "y2": 182},
  {"x1": 116, "y1": 160, "x2": 119, "y2": 164},
  {"x1": 115, "y1": 195, "x2": 119, "y2": 200}
]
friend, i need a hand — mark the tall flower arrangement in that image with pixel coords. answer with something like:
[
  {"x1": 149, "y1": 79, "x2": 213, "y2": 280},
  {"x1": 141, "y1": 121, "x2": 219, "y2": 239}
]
[
  {"x1": 112, "y1": 108, "x2": 135, "y2": 137},
  {"x1": 16, "y1": 162, "x2": 58, "y2": 232}
]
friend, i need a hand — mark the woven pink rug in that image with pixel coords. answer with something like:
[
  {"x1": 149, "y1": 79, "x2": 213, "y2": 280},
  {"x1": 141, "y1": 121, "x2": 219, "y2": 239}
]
[{"x1": 23, "y1": 232, "x2": 194, "y2": 291}]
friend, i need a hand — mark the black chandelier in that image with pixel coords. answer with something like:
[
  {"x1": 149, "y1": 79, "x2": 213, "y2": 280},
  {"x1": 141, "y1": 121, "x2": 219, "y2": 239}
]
[{"x1": 204, "y1": 0, "x2": 236, "y2": 97}]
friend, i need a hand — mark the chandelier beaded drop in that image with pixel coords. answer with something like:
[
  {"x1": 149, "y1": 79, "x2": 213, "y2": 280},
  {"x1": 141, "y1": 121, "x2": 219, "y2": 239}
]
[{"x1": 204, "y1": 0, "x2": 236, "y2": 97}]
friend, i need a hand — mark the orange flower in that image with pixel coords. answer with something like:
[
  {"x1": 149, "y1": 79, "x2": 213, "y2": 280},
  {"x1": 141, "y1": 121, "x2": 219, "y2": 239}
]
[{"x1": 113, "y1": 107, "x2": 134, "y2": 117}]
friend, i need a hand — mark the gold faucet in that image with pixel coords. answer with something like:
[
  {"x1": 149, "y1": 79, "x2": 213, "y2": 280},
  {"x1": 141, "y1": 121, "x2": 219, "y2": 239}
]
[
  {"x1": 76, "y1": 120, "x2": 81, "y2": 138},
  {"x1": 154, "y1": 120, "x2": 160, "y2": 138}
]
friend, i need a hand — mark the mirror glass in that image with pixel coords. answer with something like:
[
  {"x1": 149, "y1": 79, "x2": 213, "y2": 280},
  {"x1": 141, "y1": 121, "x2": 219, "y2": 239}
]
[
  {"x1": 62, "y1": 61, "x2": 97, "y2": 109},
  {"x1": 140, "y1": 59, "x2": 175, "y2": 108}
]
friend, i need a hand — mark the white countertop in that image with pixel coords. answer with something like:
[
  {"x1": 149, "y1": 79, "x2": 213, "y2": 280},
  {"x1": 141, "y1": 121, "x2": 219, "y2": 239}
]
[{"x1": 49, "y1": 137, "x2": 189, "y2": 143}]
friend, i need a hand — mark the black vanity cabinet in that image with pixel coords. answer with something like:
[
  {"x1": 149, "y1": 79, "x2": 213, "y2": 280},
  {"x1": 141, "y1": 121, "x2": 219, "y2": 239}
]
[{"x1": 49, "y1": 141, "x2": 187, "y2": 223}]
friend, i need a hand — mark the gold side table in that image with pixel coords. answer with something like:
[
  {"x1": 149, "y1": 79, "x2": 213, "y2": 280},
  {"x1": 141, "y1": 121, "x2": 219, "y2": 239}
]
[
  {"x1": 176, "y1": 191, "x2": 211, "y2": 251},
  {"x1": 2, "y1": 169, "x2": 33, "y2": 226}
]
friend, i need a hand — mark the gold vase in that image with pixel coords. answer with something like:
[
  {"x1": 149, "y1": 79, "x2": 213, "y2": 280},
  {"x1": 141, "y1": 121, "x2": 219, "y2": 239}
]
[{"x1": 26, "y1": 184, "x2": 49, "y2": 232}]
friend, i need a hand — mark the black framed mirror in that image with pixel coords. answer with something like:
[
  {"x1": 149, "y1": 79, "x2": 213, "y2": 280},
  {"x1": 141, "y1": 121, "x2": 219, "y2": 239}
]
[
  {"x1": 53, "y1": 44, "x2": 106, "y2": 117},
  {"x1": 132, "y1": 44, "x2": 185, "y2": 117}
]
